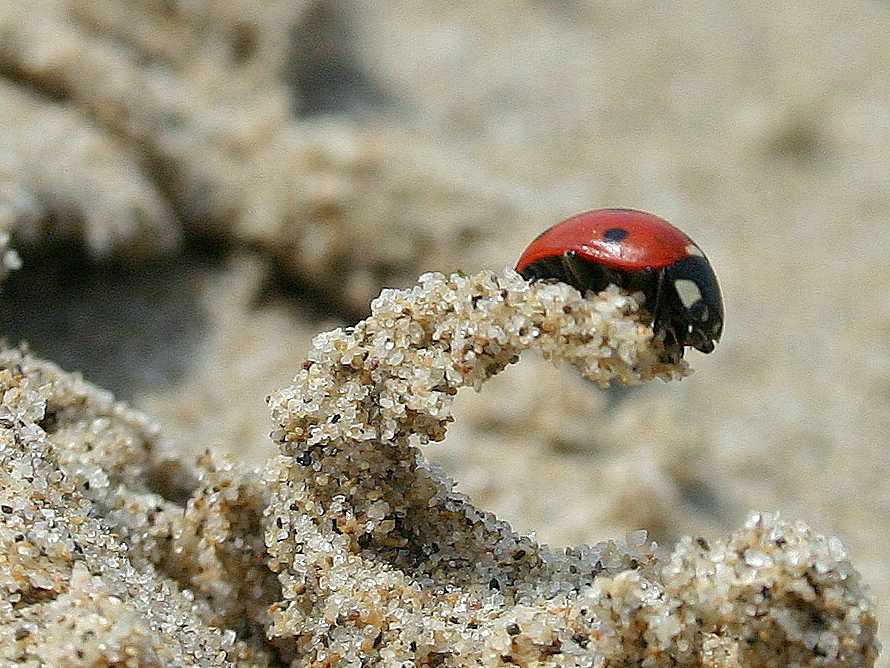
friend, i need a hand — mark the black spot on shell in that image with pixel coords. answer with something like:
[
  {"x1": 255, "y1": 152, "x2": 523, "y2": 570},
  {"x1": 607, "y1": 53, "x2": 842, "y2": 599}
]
[{"x1": 602, "y1": 227, "x2": 629, "y2": 243}]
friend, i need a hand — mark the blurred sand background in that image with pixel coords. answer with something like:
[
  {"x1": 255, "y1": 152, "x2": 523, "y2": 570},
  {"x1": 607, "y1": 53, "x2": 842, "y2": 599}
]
[{"x1": 0, "y1": 0, "x2": 888, "y2": 662}]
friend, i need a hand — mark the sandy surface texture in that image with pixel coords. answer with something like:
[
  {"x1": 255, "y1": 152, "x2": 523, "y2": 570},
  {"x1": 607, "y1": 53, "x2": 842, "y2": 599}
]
[{"x1": 0, "y1": 1, "x2": 886, "y2": 666}]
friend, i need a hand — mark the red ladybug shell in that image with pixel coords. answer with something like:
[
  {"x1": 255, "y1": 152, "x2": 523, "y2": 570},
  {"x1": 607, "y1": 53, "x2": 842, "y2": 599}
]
[{"x1": 515, "y1": 208, "x2": 700, "y2": 274}]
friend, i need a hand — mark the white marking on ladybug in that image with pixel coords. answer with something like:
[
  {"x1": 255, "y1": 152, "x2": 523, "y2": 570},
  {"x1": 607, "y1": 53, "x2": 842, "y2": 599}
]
[
  {"x1": 685, "y1": 244, "x2": 705, "y2": 257},
  {"x1": 675, "y1": 278, "x2": 703, "y2": 309}
]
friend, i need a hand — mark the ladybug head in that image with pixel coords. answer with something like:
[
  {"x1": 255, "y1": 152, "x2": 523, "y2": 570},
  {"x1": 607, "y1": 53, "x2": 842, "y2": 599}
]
[{"x1": 660, "y1": 255, "x2": 724, "y2": 356}]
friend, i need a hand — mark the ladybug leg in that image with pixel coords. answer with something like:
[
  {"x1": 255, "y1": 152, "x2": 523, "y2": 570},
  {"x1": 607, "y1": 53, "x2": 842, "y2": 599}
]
[
  {"x1": 560, "y1": 251, "x2": 591, "y2": 289},
  {"x1": 650, "y1": 267, "x2": 666, "y2": 317},
  {"x1": 650, "y1": 268, "x2": 685, "y2": 362},
  {"x1": 558, "y1": 252, "x2": 616, "y2": 294},
  {"x1": 660, "y1": 325, "x2": 684, "y2": 363}
]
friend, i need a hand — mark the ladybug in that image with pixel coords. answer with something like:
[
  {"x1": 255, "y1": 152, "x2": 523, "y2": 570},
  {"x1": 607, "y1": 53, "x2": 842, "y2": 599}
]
[{"x1": 516, "y1": 208, "x2": 723, "y2": 361}]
